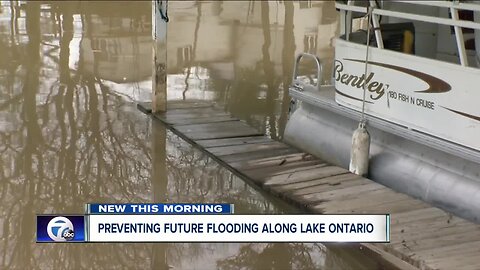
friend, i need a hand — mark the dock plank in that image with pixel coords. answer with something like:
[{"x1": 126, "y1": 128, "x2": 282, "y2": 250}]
[
  {"x1": 138, "y1": 101, "x2": 480, "y2": 270},
  {"x1": 221, "y1": 148, "x2": 300, "y2": 163},
  {"x1": 170, "y1": 115, "x2": 237, "y2": 125},
  {"x1": 229, "y1": 153, "x2": 316, "y2": 171},
  {"x1": 293, "y1": 181, "x2": 386, "y2": 203},
  {"x1": 391, "y1": 226, "x2": 479, "y2": 258},
  {"x1": 291, "y1": 176, "x2": 373, "y2": 196},
  {"x1": 172, "y1": 121, "x2": 264, "y2": 140},
  {"x1": 349, "y1": 199, "x2": 428, "y2": 214},
  {"x1": 415, "y1": 240, "x2": 480, "y2": 269},
  {"x1": 425, "y1": 248, "x2": 480, "y2": 270},
  {"x1": 165, "y1": 100, "x2": 214, "y2": 109},
  {"x1": 207, "y1": 141, "x2": 288, "y2": 156},
  {"x1": 316, "y1": 195, "x2": 428, "y2": 215},
  {"x1": 264, "y1": 166, "x2": 349, "y2": 186},
  {"x1": 270, "y1": 173, "x2": 367, "y2": 194},
  {"x1": 154, "y1": 110, "x2": 230, "y2": 124},
  {"x1": 391, "y1": 207, "x2": 450, "y2": 224},
  {"x1": 243, "y1": 162, "x2": 328, "y2": 180},
  {"x1": 174, "y1": 121, "x2": 254, "y2": 132},
  {"x1": 197, "y1": 136, "x2": 272, "y2": 148},
  {"x1": 164, "y1": 106, "x2": 221, "y2": 114},
  {"x1": 161, "y1": 111, "x2": 232, "y2": 121},
  {"x1": 178, "y1": 129, "x2": 264, "y2": 140},
  {"x1": 270, "y1": 177, "x2": 349, "y2": 193},
  {"x1": 390, "y1": 218, "x2": 475, "y2": 245}
]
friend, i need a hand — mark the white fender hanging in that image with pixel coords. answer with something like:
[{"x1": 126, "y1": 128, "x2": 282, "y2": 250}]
[{"x1": 349, "y1": 121, "x2": 370, "y2": 176}]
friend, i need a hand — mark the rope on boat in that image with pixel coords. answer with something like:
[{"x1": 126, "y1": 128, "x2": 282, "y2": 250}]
[
  {"x1": 349, "y1": 5, "x2": 373, "y2": 177},
  {"x1": 360, "y1": 6, "x2": 373, "y2": 127}
]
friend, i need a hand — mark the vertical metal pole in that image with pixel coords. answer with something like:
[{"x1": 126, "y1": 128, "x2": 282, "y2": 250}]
[
  {"x1": 152, "y1": 0, "x2": 167, "y2": 112},
  {"x1": 450, "y1": 7, "x2": 468, "y2": 66},
  {"x1": 369, "y1": 0, "x2": 384, "y2": 49},
  {"x1": 344, "y1": 0, "x2": 353, "y2": 40}
]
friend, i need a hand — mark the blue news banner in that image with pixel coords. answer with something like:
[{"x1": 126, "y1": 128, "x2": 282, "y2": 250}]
[
  {"x1": 87, "y1": 203, "x2": 234, "y2": 214},
  {"x1": 37, "y1": 203, "x2": 233, "y2": 242},
  {"x1": 37, "y1": 203, "x2": 390, "y2": 243}
]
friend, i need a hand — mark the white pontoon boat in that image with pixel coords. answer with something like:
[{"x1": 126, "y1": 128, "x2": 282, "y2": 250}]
[{"x1": 284, "y1": 0, "x2": 480, "y2": 222}]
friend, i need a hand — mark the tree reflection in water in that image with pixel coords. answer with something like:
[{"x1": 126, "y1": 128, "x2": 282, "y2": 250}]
[
  {"x1": 217, "y1": 243, "x2": 325, "y2": 270},
  {"x1": 0, "y1": 1, "x2": 154, "y2": 268}
]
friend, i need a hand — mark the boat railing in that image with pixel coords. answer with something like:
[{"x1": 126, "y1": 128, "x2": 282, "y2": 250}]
[
  {"x1": 292, "y1": 53, "x2": 323, "y2": 92},
  {"x1": 335, "y1": 0, "x2": 480, "y2": 67},
  {"x1": 289, "y1": 52, "x2": 330, "y2": 117}
]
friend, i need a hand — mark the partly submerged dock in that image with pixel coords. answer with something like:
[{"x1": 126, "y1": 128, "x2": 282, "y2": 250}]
[{"x1": 138, "y1": 100, "x2": 480, "y2": 270}]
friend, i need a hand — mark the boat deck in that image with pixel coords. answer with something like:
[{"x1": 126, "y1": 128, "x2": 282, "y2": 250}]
[{"x1": 138, "y1": 100, "x2": 480, "y2": 270}]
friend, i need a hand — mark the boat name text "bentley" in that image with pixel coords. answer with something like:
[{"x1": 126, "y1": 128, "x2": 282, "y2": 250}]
[{"x1": 334, "y1": 60, "x2": 387, "y2": 100}]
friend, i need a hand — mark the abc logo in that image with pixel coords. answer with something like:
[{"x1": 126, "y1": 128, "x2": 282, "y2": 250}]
[{"x1": 47, "y1": 217, "x2": 75, "y2": 241}]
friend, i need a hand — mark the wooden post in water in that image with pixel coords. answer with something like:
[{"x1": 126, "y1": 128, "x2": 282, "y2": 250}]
[
  {"x1": 152, "y1": 0, "x2": 168, "y2": 112},
  {"x1": 151, "y1": 2, "x2": 168, "y2": 259}
]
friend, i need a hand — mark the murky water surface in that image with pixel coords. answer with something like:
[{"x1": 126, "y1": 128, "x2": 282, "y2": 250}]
[{"x1": 0, "y1": 1, "x2": 393, "y2": 269}]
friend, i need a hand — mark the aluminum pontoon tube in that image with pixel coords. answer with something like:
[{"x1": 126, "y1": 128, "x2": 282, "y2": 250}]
[{"x1": 284, "y1": 101, "x2": 480, "y2": 223}]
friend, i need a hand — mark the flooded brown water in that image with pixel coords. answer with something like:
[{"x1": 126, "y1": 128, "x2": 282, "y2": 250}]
[{"x1": 0, "y1": 1, "x2": 394, "y2": 269}]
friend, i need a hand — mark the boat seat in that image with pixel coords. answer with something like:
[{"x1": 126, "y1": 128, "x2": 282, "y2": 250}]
[{"x1": 341, "y1": 22, "x2": 415, "y2": 54}]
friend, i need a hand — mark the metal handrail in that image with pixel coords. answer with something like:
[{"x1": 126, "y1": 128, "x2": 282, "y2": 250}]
[
  {"x1": 292, "y1": 53, "x2": 323, "y2": 91},
  {"x1": 336, "y1": 3, "x2": 480, "y2": 31},
  {"x1": 392, "y1": 0, "x2": 480, "y2": 13}
]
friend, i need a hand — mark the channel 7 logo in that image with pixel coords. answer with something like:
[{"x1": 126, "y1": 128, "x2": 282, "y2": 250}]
[{"x1": 37, "y1": 216, "x2": 85, "y2": 242}]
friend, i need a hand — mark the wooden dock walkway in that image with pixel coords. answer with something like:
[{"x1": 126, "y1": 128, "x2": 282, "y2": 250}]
[{"x1": 138, "y1": 100, "x2": 480, "y2": 270}]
